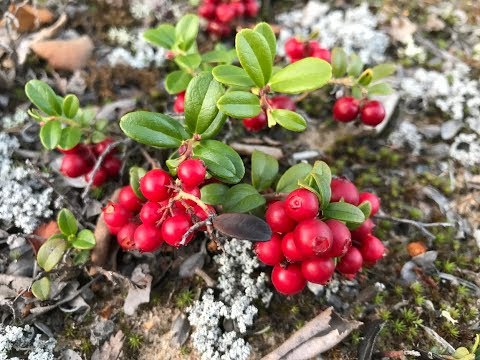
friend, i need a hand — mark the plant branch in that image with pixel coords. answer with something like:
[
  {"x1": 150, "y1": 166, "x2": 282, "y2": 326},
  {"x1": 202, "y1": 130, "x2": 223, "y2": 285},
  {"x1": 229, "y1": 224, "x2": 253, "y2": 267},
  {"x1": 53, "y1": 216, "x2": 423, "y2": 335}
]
[{"x1": 262, "y1": 192, "x2": 288, "y2": 201}]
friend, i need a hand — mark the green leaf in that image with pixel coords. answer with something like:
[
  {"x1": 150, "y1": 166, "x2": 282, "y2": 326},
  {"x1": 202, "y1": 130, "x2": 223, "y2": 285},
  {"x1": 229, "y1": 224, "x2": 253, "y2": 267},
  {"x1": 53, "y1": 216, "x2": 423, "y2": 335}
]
[
  {"x1": 223, "y1": 184, "x2": 266, "y2": 213},
  {"x1": 276, "y1": 163, "x2": 313, "y2": 193},
  {"x1": 200, "y1": 183, "x2": 230, "y2": 205},
  {"x1": 347, "y1": 53, "x2": 363, "y2": 77},
  {"x1": 193, "y1": 140, "x2": 245, "y2": 184},
  {"x1": 39, "y1": 120, "x2": 62, "y2": 149},
  {"x1": 323, "y1": 202, "x2": 365, "y2": 224},
  {"x1": 184, "y1": 72, "x2": 225, "y2": 135},
  {"x1": 235, "y1": 29, "x2": 273, "y2": 87},
  {"x1": 212, "y1": 65, "x2": 256, "y2": 88},
  {"x1": 57, "y1": 208, "x2": 78, "y2": 236},
  {"x1": 367, "y1": 82, "x2": 394, "y2": 96},
  {"x1": 268, "y1": 109, "x2": 306, "y2": 132},
  {"x1": 175, "y1": 14, "x2": 199, "y2": 51},
  {"x1": 268, "y1": 57, "x2": 332, "y2": 94},
  {"x1": 25, "y1": 80, "x2": 61, "y2": 116},
  {"x1": 351, "y1": 85, "x2": 363, "y2": 99},
  {"x1": 309, "y1": 161, "x2": 332, "y2": 209},
  {"x1": 251, "y1": 150, "x2": 279, "y2": 191},
  {"x1": 143, "y1": 24, "x2": 176, "y2": 49},
  {"x1": 95, "y1": 118, "x2": 109, "y2": 131},
  {"x1": 371, "y1": 63, "x2": 396, "y2": 82},
  {"x1": 175, "y1": 53, "x2": 202, "y2": 71},
  {"x1": 31, "y1": 277, "x2": 51, "y2": 300},
  {"x1": 357, "y1": 69, "x2": 373, "y2": 86},
  {"x1": 120, "y1": 111, "x2": 190, "y2": 148},
  {"x1": 91, "y1": 130, "x2": 106, "y2": 143},
  {"x1": 331, "y1": 48, "x2": 347, "y2": 78},
  {"x1": 62, "y1": 94, "x2": 80, "y2": 118},
  {"x1": 165, "y1": 70, "x2": 193, "y2": 95},
  {"x1": 357, "y1": 201, "x2": 372, "y2": 219},
  {"x1": 217, "y1": 91, "x2": 261, "y2": 119},
  {"x1": 73, "y1": 250, "x2": 91, "y2": 266},
  {"x1": 200, "y1": 111, "x2": 227, "y2": 140},
  {"x1": 37, "y1": 235, "x2": 67, "y2": 272},
  {"x1": 71, "y1": 229, "x2": 96, "y2": 250},
  {"x1": 254, "y1": 22, "x2": 276, "y2": 62},
  {"x1": 76, "y1": 107, "x2": 96, "y2": 127},
  {"x1": 202, "y1": 49, "x2": 234, "y2": 64},
  {"x1": 58, "y1": 127, "x2": 81, "y2": 150},
  {"x1": 129, "y1": 166, "x2": 147, "y2": 200}
]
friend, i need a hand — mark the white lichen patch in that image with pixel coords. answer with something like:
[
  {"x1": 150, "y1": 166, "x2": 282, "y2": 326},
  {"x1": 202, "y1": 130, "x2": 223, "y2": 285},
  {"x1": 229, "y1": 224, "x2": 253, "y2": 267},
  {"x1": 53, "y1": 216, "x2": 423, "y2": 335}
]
[{"x1": 0, "y1": 325, "x2": 56, "y2": 360}]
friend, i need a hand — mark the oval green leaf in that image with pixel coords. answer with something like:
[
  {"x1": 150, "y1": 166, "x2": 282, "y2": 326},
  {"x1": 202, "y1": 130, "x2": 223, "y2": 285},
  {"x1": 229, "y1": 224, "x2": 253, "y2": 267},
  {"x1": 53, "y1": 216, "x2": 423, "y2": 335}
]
[
  {"x1": 175, "y1": 14, "x2": 199, "y2": 51},
  {"x1": 143, "y1": 24, "x2": 176, "y2": 49},
  {"x1": 269, "y1": 57, "x2": 332, "y2": 94},
  {"x1": 25, "y1": 80, "x2": 61, "y2": 116},
  {"x1": 217, "y1": 91, "x2": 261, "y2": 119},
  {"x1": 212, "y1": 65, "x2": 256, "y2": 88},
  {"x1": 175, "y1": 53, "x2": 202, "y2": 71},
  {"x1": 129, "y1": 166, "x2": 147, "y2": 200},
  {"x1": 268, "y1": 109, "x2": 306, "y2": 132},
  {"x1": 57, "y1": 208, "x2": 78, "y2": 236},
  {"x1": 31, "y1": 277, "x2": 51, "y2": 300},
  {"x1": 276, "y1": 162, "x2": 313, "y2": 193},
  {"x1": 347, "y1": 53, "x2": 363, "y2": 77},
  {"x1": 165, "y1": 70, "x2": 193, "y2": 95},
  {"x1": 39, "y1": 120, "x2": 62, "y2": 149},
  {"x1": 200, "y1": 111, "x2": 227, "y2": 140},
  {"x1": 251, "y1": 150, "x2": 279, "y2": 192},
  {"x1": 200, "y1": 183, "x2": 230, "y2": 205},
  {"x1": 58, "y1": 127, "x2": 81, "y2": 150},
  {"x1": 223, "y1": 184, "x2": 266, "y2": 213},
  {"x1": 331, "y1": 48, "x2": 347, "y2": 78},
  {"x1": 120, "y1": 111, "x2": 190, "y2": 148},
  {"x1": 62, "y1": 94, "x2": 80, "y2": 118},
  {"x1": 367, "y1": 82, "x2": 394, "y2": 96},
  {"x1": 371, "y1": 63, "x2": 396, "y2": 82},
  {"x1": 37, "y1": 235, "x2": 67, "y2": 272},
  {"x1": 323, "y1": 202, "x2": 366, "y2": 224},
  {"x1": 254, "y1": 22, "x2": 276, "y2": 62},
  {"x1": 71, "y1": 229, "x2": 96, "y2": 250}
]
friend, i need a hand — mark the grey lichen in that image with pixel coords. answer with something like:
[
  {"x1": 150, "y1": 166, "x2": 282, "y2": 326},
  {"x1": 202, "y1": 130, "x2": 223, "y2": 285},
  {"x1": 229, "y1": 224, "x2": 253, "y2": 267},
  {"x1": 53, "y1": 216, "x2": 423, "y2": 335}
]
[{"x1": 0, "y1": 325, "x2": 56, "y2": 360}]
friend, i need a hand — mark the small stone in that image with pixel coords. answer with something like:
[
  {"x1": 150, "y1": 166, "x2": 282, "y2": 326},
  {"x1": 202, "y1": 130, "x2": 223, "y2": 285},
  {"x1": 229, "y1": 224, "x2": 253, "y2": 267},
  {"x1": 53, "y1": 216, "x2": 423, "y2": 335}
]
[{"x1": 441, "y1": 120, "x2": 463, "y2": 140}]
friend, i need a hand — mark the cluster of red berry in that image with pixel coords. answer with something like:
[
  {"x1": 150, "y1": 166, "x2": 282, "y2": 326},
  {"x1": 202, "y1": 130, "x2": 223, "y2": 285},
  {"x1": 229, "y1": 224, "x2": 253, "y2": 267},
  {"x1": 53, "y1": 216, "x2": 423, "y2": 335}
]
[
  {"x1": 284, "y1": 37, "x2": 331, "y2": 63},
  {"x1": 198, "y1": 0, "x2": 259, "y2": 37},
  {"x1": 102, "y1": 159, "x2": 214, "y2": 252},
  {"x1": 333, "y1": 97, "x2": 386, "y2": 127},
  {"x1": 255, "y1": 178, "x2": 385, "y2": 295},
  {"x1": 59, "y1": 139, "x2": 121, "y2": 186},
  {"x1": 242, "y1": 95, "x2": 296, "y2": 132}
]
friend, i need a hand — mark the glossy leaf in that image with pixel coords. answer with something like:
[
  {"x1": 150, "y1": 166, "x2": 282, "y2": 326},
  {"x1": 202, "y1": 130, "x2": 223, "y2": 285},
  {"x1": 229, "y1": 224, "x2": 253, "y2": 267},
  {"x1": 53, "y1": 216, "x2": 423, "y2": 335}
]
[
  {"x1": 268, "y1": 109, "x2": 306, "y2": 132},
  {"x1": 200, "y1": 183, "x2": 230, "y2": 205},
  {"x1": 129, "y1": 166, "x2": 147, "y2": 200},
  {"x1": 268, "y1": 57, "x2": 332, "y2": 94},
  {"x1": 223, "y1": 184, "x2": 266, "y2": 213},
  {"x1": 367, "y1": 82, "x2": 394, "y2": 96},
  {"x1": 175, "y1": 14, "x2": 199, "y2": 51},
  {"x1": 37, "y1": 235, "x2": 67, "y2": 272},
  {"x1": 57, "y1": 208, "x2": 78, "y2": 236},
  {"x1": 323, "y1": 202, "x2": 365, "y2": 224},
  {"x1": 25, "y1": 80, "x2": 61, "y2": 116},
  {"x1": 251, "y1": 150, "x2": 279, "y2": 191},
  {"x1": 165, "y1": 70, "x2": 193, "y2": 95},
  {"x1": 357, "y1": 201, "x2": 372, "y2": 219},
  {"x1": 58, "y1": 127, "x2": 81, "y2": 150},
  {"x1": 39, "y1": 120, "x2": 62, "y2": 149},
  {"x1": 143, "y1": 24, "x2": 176, "y2": 49},
  {"x1": 309, "y1": 161, "x2": 332, "y2": 209},
  {"x1": 347, "y1": 53, "x2": 363, "y2": 77},
  {"x1": 120, "y1": 111, "x2": 190, "y2": 148},
  {"x1": 331, "y1": 48, "x2": 347, "y2": 78},
  {"x1": 235, "y1": 29, "x2": 272, "y2": 87},
  {"x1": 371, "y1": 64, "x2": 396, "y2": 82},
  {"x1": 202, "y1": 49, "x2": 234, "y2": 64},
  {"x1": 193, "y1": 140, "x2": 245, "y2": 184},
  {"x1": 184, "y1": 72, "x2": 225, "y2": 135},
  {"x1": 254, "y1": 22, "x2": 276, "y2": 62},
  {"x1": 31, "y1": 277, "x2": 51, "y2": 300},
  {"x1": 73, "y1": 250, "x2": 91, "y2": 266},
  {"x1": 212, "y1": 65, "x2": 256, "y2": 88},
  {"x1": 62, "y1": 94, "x2": 80, "y2": 118},
  {"x1": 213, "y1": 213, "x2": 272, "y2": 242},
  {"x1": 71, "y1": 229, "x2": 96, "y2": 250},
  {"x1": 217, "y1": 91, "x2": 261, "y2": 119},
  {"x1": 175, "y1": 53, "x2": 202, "y2": 71},
  {"x1": 199, "y1": 111, "x2": 227, "y2": 140},
  {"x1": 276, "y1": 163, "x2": 313, "y2": 193}
]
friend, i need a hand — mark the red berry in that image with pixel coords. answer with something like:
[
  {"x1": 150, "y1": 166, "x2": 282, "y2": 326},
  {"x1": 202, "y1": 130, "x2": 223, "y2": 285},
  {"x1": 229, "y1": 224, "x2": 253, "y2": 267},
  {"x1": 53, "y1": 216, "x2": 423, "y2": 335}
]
[
  {"x1": 330, "y1": 178, "x2": 359, "y2": 205},
  {"x1": 161, "y1": 214, "x2": 193, "y2": 247},
  {"x1": 242, "y1": 112, "x2": 267, "y2": 132},
  {"x1": 193, "y1": 205, "x2": 215, "y2": 222},
  {"x1": 118, "y1": 186, "x2": 143, "y2": 212},
  {"x1": 60, "y1": 154, "x2": 92, "y2": 178},
  {"x1": 216, "y1": 3, "x2": 236, "y2": 23},
  {"x1": 94, "y1": 138, "x2": 115, "y2": 156},
  {"x1": 178, "y1": 159, "x2": 206, "y2": 188},
  {"x1": 117, "y1": 223, "x2": 137, "y2": 250},
  {"x1": 285, "y1": 38, "x2": 304, "y2": 61},
  {"x1": 265, "y1": 201, "x2": 296, "y2": 234},
  {"x1": 311, "y1": 47, "x2": 331, "y2": 62},
  {"x1": 281, "y1": 232, "x2": 305, "y2": 262},
  {"x1": 271, "y1": 264, "x2": 306, "y2": 295},
  {"x1": 102, "y1": 156, "x2": 122, "y2": 177},
  {"x1": 84, "y1": 167, "x2": 108, "y2": 187},
  {"x1": 134, "y1": 224, "x2": 163, "y2": 252},
  {"x1": 139, "y1": 201, "x2": 164, "y2": 225},
  {"x1": 244, "y1": 0, "x2": 259, "y2": 17},
  {"x1": 359, "y1": 234, "x2": 385, "y2": 263},
  {"x1": 198, "y1": 3, "x2": 215, "y2": 19},
  {"x1": 255, "y1": 234, "x2": 284, "y2": 265},
  {"x1": 360, "y1": 100, "x2": 385, "y2": 127},
  {"x1": 284, "y1": 188, "x2": 319, "y2": 222},
  {"x1": 207, "y1": 21, "x2": 231, "y2": 37},
  {"x1": 350, "y1": 218, "x2": 375, "y2": 242},
  {"x1": 358, "y1": 192, "x2": 380, "y2": 216},
  {"x1": 336, "y1": 246, "x2": 363, "y2": 275},
  {"x1": 301, "y1": 257, "x2": 335, "y2": 284},
  {"x1": 230, "y1": 1, "x2": 245, "y2": 16},
  {"x1": 106, "y1": 223, "x2": 122, "y2": 235},
  {"x1": 174, "y1": 92, "x2": 185, "y2": 113},
  {"x1": 103, "y1": 202, "x2": 131, "y2": 228},
  {"x1": 140, "y1": 169, "x2": 172, "y2": 202},
  {"x1": 269, "y1": 95, "x2": 296, "y2": 111},
  {"x1": 294, "y1": 219, "x2": 333, "y2": 257},
  {"x1": 332, "y1": 97, "x2": 359, "y2": 123},
  {"x1": 57, "y1": 143, "x2": 82, "y2": 154},
  {"x1": 323, "y1": 219, "x2": 352, "y2": 258}
]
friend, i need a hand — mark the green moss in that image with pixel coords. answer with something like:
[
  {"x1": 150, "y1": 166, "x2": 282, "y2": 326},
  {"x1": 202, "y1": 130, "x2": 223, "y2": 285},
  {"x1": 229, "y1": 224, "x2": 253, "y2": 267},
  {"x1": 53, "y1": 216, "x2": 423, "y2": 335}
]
[{"x1": 175, "y1": 289, "x2": 195, "y2": 309}]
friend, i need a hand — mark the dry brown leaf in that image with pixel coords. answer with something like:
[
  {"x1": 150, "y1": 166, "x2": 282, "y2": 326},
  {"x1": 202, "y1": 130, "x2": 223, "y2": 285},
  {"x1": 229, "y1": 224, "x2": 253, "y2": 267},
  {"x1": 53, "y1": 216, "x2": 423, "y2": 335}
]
[
  {"x1": 3, "y1": 4, "x2": 54, "y2": 33},
  {"x1": 34, "y1": 220, "x2": 60, "y2": 239},
  {"x1": 31, "y1": 36, "x2": 94, "y2": 71}
]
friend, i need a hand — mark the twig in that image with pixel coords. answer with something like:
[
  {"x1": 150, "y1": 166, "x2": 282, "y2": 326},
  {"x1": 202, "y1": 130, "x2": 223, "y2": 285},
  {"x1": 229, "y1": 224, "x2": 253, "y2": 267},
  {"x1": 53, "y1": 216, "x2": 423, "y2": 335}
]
[
  {"x1": 374, "y1": 214, "x2": 453, "y2": 240},
  {"x1": 140, "y1": 147, "x2": 160, "y2": 169},
  {"x1": 82, "y1": 138, "x2": 130, "y2": 199},
  {"x1": 179, "y1": 216, "x2": 214, "y2": 246},
  {"x1": 194, "y1": 268, "x2": 216, "y2": 287},
  {"x1": 89, "y1": 265, "x2": 134, "y2": 287},
  {"x1": 262, "y1": 192, "x2": 288, "y2": 201}
]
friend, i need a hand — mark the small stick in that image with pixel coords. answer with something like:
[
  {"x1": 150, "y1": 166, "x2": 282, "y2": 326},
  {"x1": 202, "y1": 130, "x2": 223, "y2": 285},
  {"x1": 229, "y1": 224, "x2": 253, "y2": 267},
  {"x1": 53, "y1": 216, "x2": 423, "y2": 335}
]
[
  {"x1": 262, "y1": 192, "x2": 288, "y2": 201},
  {"x1": 179, "y1": 216, "x2": 214, "y2": 246},
  {"x1": 140, "y1": 147, "x2": 160, "y2": 169},
  {"x1": 194, "y1": 268, "x2": 216, "y2": 287},
  {"x1": 374, "y1": 214, "x2": 453, "y2": 240}
]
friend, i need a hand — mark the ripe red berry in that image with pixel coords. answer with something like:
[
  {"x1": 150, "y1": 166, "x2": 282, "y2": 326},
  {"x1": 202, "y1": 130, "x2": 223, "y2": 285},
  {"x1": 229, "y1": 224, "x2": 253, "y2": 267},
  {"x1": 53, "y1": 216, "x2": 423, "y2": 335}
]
[
  {"x1": 271, "y1": 264, "x2": 306, "y2": 295},
  {"x1": 323, "y1": 219, "x2": 352, "y2": 258},
  {"x1": 117, "y1": 223, "x2": 137, "y2": 250},
  {"x1": 161, "y1": 214, "x2": 193, "y2": 247},
  {"x1": 330, "y1": 178, "x2": 359, "y2": 205},
  {"x1": 140, "y1": 169, "x2": 172, "y2": 202},
  {"x1": 244, "y1": 0, "x2": 259, "y2": 17},
  {"x1": 84, "y1": 167, "x2": 108, "y2": 187},
  {"x1": 102, "y1": 156, "x2": 122, "y2": 177},
  {"x1": 255, "y1": 234, "x2": 284, "y2": 266},
  {"x1": 207, "y1": 21, "x2": 231, "y2": 37},
  {"x1": 336, "y1": 246, "x2": 363, "y2": 275},
  {"x1": 103, "y1": 202, "x2": 131, "y2": 228},
  {"x1": 139, "y1": 201, "x2": 164, "y2": 225},
  {"x1": 242, "y1": 112, "x2": 267, "y2": 132},
  {"x1": 284, "y1": 188, "x2": 319, "y2": 222},
  {"x1": 118, "y1": 186, "x2": 143, "y2": 212},
  {"x1": 310, "y1": 46, "x2": 331, "y2": 62},
  {"x1": 193, "y1": 205, "x2": 215, "y2": 222},
  {"x1": 358, "y1": 192, "x2": 380, "y2": 216},
  {"x1": 360, "y1": 100, "x2": 386, "y2": 127},
  {"x1": 350, "y1": 218, "x2": 375, "y2": 242},
  {"x1": 301, "y1": 257, "x2": 335, "y2": 284},
  {"x1": 269, "y1": 95, "x2": 296, "y2": 111},
  {"x1": 281, "y1": 232, "x2": 305, "y2": 262},
  {"x1": 216, "y1": 3, "x2": 235, "y2": 23},
  {"x1": 198, "y1": 3, "x2": 215, "y2": 19},
  {"x1": 60, "y1": 153, "x2": 92, "y2": 178},
  {"x1": 57, "y1": 143, "x2": 82, "y2": 154},
  {"x1": 134, "y1": 224, "x2": 163, "y2": 252},
  {"x1": 359, "y1": 234, "x2": 385, "y2": 263},
  {"x1": 106, "y1": 223, "x2": 122, "y2": 235},
  {"x1": 173, "y1": 92, "x2": 185, "y2": 113},
  {"x1": 94, "y1": 138, "x2": 115, "y2": 156},
  {"x1": 332, "y1": 97, "x2": 359, "y2": 123},
  {"x1": 265, "y1": 201, "x2": 297, "y2": 234},
  {"x1": 294, "y1": 219, "x2": 333, "y2": 257},
  {"x1": 285, "y1": 38, "x2": 304, "y2": 61},
  {"x1": 230, "y1": 1, "x2": 245, "y2": 16},
  {"x1": 178, "y1": 159, "x2": 206, "y2": 188}
]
